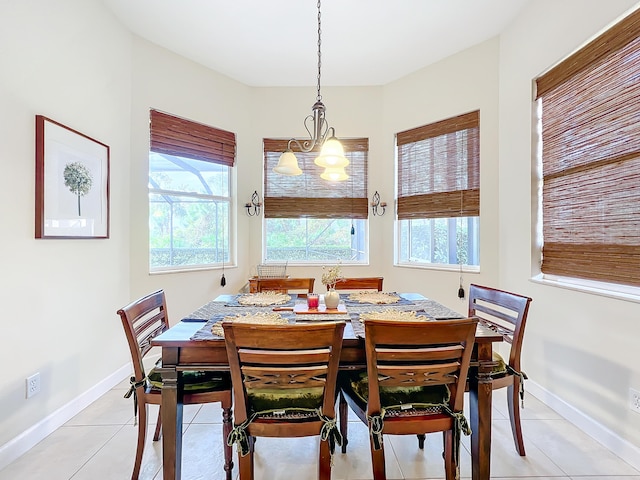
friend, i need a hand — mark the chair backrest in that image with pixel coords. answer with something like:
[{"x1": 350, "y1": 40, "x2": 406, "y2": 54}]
[
  {"x1": 363, "y1": 318, "x2": 477, "y2": 415},
  {"x1": 331, "y1": 277, "x2": 384, "y2": 291},
  {"x1": 255, "y1": 277, "x2": 315, "y2": 294},
  {"x1": 468, "y1": 284, "x2": 532, "y2": 371},
  {"x1": 223, "y1": 321, "x2": 345, "y2": 424},
  {"x1": 116, "y1": 290, "x2": 169, "y2": 384}
]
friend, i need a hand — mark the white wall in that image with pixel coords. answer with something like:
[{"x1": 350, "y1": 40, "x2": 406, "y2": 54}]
[
  {"x1": 2, "y1": 0, "x2": 640, "y2": 468},
  {"x1": 0, "y1": 0, "x2": 132, "y2": 449},
  {"x1": 499, "y1": 0, "x2": 640, "y2": 452},
  {"x1": 382, "y1": 37, "x2": 502, "y2": 313},
  {"x1": 128, "y1": 38, "x2": 253, "y2": 320}
]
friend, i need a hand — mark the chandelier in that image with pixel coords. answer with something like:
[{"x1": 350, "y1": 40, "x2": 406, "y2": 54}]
[{"x1": 273, "y1": 0, "x2": 349, "y2": 181}]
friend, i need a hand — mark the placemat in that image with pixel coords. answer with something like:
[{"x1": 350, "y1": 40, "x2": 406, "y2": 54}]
[
  {"x1": 191, "y1": 312, "x2": 295, "y2": 340},
  {"x1": 342, "y1": 292, "x2": 415, "y2": 306},
  {"x1": 225, "y1": 292, "x2": 297, "y2": 307},
  {"x1": 349, "y1": 307, "x2": 464, "y2": 339},
  {"x1": 182, "y1": 296, "x2": 297, "y2": 321},
  {"x1": 359, "y1": 309, "x2": 434, "y2": 322}
]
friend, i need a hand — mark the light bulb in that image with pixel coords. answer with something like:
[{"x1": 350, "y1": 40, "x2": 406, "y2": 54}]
[{"x1": 320, "y1": 166, "x2": 348, "y2": 181}]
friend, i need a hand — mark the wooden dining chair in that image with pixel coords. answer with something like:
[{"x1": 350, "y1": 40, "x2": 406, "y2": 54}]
[
  {"x1": 223, "y1": 321, "x2": 345, "y2": 480},
  {"x1": 117, "y1": 290, "x2": 233, "y2": 480},
  {"x1": 254, "y1": 277, "x2": 315, "y2": 295},
  {"x1": 330, "y1": 276, "x2": 384, "y2": 291},
  {"x1": 339, "y1": 318, "x2": 477, "y2": 480},
  {"x1": 468, "y1": 283, "x2": 533, "y2": 456}
]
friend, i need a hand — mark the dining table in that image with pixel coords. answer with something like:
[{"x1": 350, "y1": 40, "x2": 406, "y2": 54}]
[{"x1": 152, "y1": 292, "x2": 503, "y2": 480}]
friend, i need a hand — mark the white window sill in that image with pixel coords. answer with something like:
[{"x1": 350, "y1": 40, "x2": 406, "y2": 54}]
[
  {"x1": 150, "y1": 264, "x2": 236, "y2": 275},
  {"x1": 396, "y1": 262, "x2": 480, "y2": 274},
  {"x1": 531, "y1": 273, "x2": 640, "y2": 304}
]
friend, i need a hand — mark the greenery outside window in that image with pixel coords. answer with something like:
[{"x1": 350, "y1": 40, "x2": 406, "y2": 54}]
[
  {"x1": 263, "y1": 138, "x2": 369, "y2": 264},
  {"x1": 535, "y1": 9, "x2": 640, "y2": 287},
  {"x1": 149, "y1": 110, "x2": 235, "y2": 271},
  {"x1": 396, "y1": 111, "x2": 480, "y2": 268}
]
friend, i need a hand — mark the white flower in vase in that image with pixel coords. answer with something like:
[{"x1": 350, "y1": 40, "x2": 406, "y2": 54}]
[
  {"x1": 321, "y1": 264, "x2": 343, "y2": 309},
  {"x1": 321, "y1": 264, "x2": 344, "y2": 290}
]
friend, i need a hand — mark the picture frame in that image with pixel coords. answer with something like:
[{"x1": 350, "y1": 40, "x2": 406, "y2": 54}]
[{"x1": 35, "y1": 115, "x2": 110, "y2": 239}]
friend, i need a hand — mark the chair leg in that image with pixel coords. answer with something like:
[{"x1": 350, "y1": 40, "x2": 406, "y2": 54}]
[
  {"x1": 339, "y1": 390, "x2": 349, "y2": 453},
  {"x1": 237, "y1": 436, "x2": 255, "y2": 480},
  {"x1": 222, "y1": 403, "x2": 234, "y2": 480},
  {"x1": 132, "y1": 402, "x2": 148, "y2": 480},
  {"x1": 507, "y1": 381, "x2": 526, "y2": 456},
  {"x1": 152, "y1": 406, "x2": 162, "y2": 441},
  {"x1": 416, "y1": 433, "x2": 426, "y2": 449},
  {"x1": 442, "y1": 430, "x2": 455, "y2": 480},
  {"x1": 369, "y1": 434, "x2": 386, "y2": 480},
  {"x1": 318, "y1": 436, "x2": 332, "y2": 480}
]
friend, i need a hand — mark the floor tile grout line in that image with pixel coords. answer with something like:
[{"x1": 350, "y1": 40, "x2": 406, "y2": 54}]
[
  {"x1": 67, "y1": 423, "x2": 128, "y2": 479},
  {"x1": 518, "y1": 418, "x2": 574, "y2": 478}
]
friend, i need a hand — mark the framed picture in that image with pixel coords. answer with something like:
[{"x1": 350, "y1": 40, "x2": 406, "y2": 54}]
[{"x1": 35, "y1": 115, "x2": 110, "y2": 239}]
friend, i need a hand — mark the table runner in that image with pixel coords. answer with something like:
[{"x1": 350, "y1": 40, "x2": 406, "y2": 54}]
[{"x1": 187, "y1": 295, "x2": 464, "y2": 341}]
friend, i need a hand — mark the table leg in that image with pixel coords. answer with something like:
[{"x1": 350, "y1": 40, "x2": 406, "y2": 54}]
[
  {"x1": 470, "y1": 343, "x2": 493, "y2": 480},
  {"x1": 160, "y1": 356, "x2": 184, "y2": 479}
]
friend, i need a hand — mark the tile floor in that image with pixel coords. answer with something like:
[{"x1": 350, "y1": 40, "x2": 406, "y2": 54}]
[{"x1": 1, "y1": 377, "x2": 639, "y2": 480}]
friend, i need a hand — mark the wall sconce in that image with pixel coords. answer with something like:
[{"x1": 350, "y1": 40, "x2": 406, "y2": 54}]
[
  {"x1": 245, "y1": 190, "x2": 262, "y2": 216},
  {"x1": 371, "y1": 191, "x2": 387, "y2": 216}
]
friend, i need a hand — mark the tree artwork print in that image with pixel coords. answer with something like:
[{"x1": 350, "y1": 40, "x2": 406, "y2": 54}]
[{"x1": 63, "y1": 162, "x2": 93, "y2": 216}]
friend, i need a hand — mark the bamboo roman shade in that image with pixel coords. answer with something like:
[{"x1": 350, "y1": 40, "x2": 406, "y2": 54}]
[
  {"x1": 263, "y1": 138, "x2": 368, "y2": 219},
  {"x1": 150, "y1": 109, "x2": 236, "y2": 166},
  {"x1": 535, "y1": 8, "x2": 640, "y2": 286},
  {"x1": 397, "y1": 111, "x2": 479, "y2": 220}
]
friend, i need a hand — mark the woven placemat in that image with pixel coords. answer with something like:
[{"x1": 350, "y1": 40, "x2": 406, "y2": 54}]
[
  {"x1": 230, "y1": 292, "x2": 293, "y2": 307},
  {"x1": 343, "y1": 292, "x2": 414, "y2": 306},
  {"x1": 359, "y1": 309, "x2": 434, "y2": 322},
  {"x1": 350, "y1": 310, "x2": 438, "y2": 339},
  {"x1": 192, "y1": 312, "x2": 291, "y2": 340}
]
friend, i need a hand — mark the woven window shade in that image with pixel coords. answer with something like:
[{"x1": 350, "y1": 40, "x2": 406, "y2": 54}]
[
  {"x1": 535, "y1": 8, "x2": 640, "y2": 286},
  {"x1": 397, "y1": 111, "x2": 479, "y2": 220},
  {"x1": 150, "y1": 109, "x2": 236, "y2": 166},
  {"x1": 264, "y1": 138, "x2": 368, "y2": 219}
]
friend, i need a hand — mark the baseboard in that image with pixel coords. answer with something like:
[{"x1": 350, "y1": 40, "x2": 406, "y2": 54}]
[
  {"x1": 0, "y1": 364, "x2": 130, "y2": 471},
  {"x1": 528, "y1": 380, "x2": 640, "y2": 471}
]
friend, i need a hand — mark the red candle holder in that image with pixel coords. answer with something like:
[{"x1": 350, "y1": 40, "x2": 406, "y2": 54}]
[{"x1": 307, "y1": 294, "x2": 319, "y2": 309}]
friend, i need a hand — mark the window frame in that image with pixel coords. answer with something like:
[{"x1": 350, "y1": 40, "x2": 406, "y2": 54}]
[
  {"x1": 534, "y1": 8, "x2": 640, "y2": 290},
  {"x1": 262, "y1": 217, "x2": 369, "y2": 266},
  {"x1": 262, "y1": 138, "x2": 370, "y2": 265},
  {"x1": 148, "y1": 110, "x2": 236, "y2": 273},
  {"x1": 395, "y1": 111, "x2": 481, "y2": 270}
]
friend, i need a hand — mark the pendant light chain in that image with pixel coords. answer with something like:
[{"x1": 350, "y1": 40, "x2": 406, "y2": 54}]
[
  {"x1": 316, "y1": 0, "x2": 322, "y2": 102},
  {"x1": 273, "y1": 0, "x2": 349, "y2": 180}
]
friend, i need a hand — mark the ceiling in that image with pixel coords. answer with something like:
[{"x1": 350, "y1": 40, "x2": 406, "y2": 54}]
[{"x1": 101, "y1": 0, "x2": 530, "y2": 87}]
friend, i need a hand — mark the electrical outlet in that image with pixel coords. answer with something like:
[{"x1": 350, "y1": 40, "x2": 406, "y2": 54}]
[
  {"x1": 629, "y1": 388, "x2": 640, "y2": 414},
  {"x1": 26, "y1": 373, "x2": 41, "y2": 399}
]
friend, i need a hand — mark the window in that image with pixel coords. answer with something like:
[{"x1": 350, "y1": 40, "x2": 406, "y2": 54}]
[
  {"x1": 263, "y1": 138, "x2": 369, "y2": 263},
  {"x1": 535, "y1": 9, "x2": 640, "y2": 287},
  {"x1": 396, "y1": 111, "x2": 480, "y2": 268},
  {"x1": 149, "y1": 110, "x2": 235, "y2": 271}
]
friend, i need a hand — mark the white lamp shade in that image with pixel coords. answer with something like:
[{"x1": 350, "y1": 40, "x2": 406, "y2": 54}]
[
  {"x1": 273, "y1": 150, "x2": 303, "y2": 176},
  {"x1": 320, "y1": 166, "x2": 349, "y2": 181},
  {"x1": 315, "y1": 137, "x2": 349, "y2": 168}
]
